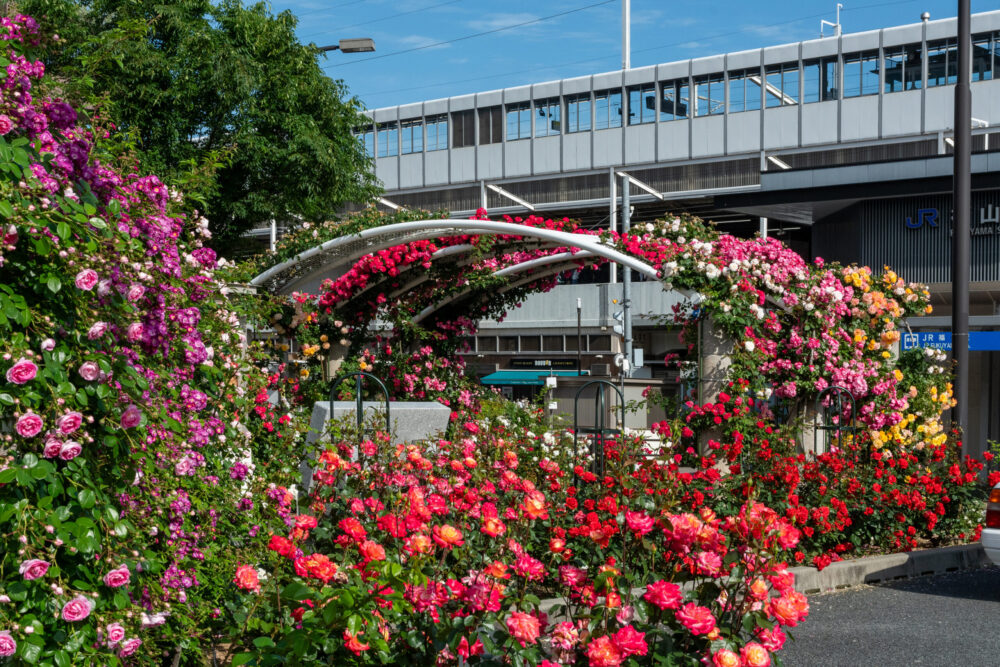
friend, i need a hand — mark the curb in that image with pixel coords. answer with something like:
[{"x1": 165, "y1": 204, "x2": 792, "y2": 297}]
[{"x1": 789, "y1": 543, "x2": 989, "y2": 594}]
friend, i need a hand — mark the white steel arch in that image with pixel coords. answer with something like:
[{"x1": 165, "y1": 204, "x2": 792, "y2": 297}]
[{"x1": 250, "y1": 219, "x2": 659, "y2": 294}]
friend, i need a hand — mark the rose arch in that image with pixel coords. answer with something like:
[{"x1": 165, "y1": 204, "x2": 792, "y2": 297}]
[{"x1": 250, "y1": 210, "x2": 951, "y2": 456}]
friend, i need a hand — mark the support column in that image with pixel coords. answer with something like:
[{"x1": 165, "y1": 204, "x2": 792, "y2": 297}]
[
  {"x1": 622, "y1": 174, "x2": 632, "y2": 377},
  {"x1": 609, "y1": 167, "x2": 617, "y2": 284},
  {"x1": 759, "y1": 216, "x2": 768, "y2": 239}
]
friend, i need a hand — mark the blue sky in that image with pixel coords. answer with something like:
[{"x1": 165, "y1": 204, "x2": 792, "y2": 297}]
[{"x1": 271, "y1": 0, "x2": 998, "y2": 109}]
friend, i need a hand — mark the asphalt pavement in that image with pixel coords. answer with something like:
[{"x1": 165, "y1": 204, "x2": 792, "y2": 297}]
[{"x1": 780, "y1": 566, "x2": 1000, "y2": 667}]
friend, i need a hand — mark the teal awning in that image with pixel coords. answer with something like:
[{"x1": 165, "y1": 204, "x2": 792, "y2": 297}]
[{"x1": 480, "y1": 370, "x2": 583, "y2": 386}]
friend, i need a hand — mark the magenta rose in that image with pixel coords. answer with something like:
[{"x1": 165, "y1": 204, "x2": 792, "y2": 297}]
[
  {"x1": 118, "y1": 638, "x2": 142, "y2": 658},
  {"x1": 6, "y1": 358, "x2": 37, "y2": 384},
  {"x1": 0, "y1": 114, "x2": 12, "y2": 136},
  {"x1": 56, "y1": 411, "x2": 83, "y2": 434},
  {"x1": 74, "y1": 269, "x2": 99, "y2": 291},
  {"x1": 3, "y1": 224, "x2": 16, "y2": 246},
  {"x1": 126, "y1": 323, "x2": 143, "y2": 342},
  {"x1": 0, "y1": 630, "x2": 15, "y2": 657},
  {"x1": 96, "y1": 279, "x2": 112, "y2": 297},
  {"x1": 58, "y1": 441, "x2": 82, "y2": 461},
  {"x1": 120, "y1": 405, "x2": 141, "y2": 429},
  {"x1": 15, "y1": 412, "x2": 43, "y2": 438},
  {"x1": 61, "y1": 595, "x2": 94, "y2": 622},
  {"x1": 127, "y1": 284, "x2": 145, "y2": 302},
  {"x1": 42, "y1": 438, "x2": 62, "y2": 458},
  {"x1": 78, "y1": 361, "x2": 100, "y2": 381},
  {"x1": 106, "y1": 622, "x2": 125, "y2": 646},
  {"x1": 18, "y1": 559, "x2": 50, "y2": 580},
  {"x1": 103, "y1": 565, "x2": 130, "y2": 588},
  {"x1": 87, "y1": 321, "x2": 109, "y2": 340}
]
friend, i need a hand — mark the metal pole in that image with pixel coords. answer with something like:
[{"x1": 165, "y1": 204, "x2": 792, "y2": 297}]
[
  {"x1": 269, "y1": 219, "x2": 276, "y2": 252},
  {"x1": 622, "y1": 174, "x2": 632, "y2": 378},
  {"x1": 609, "y1": 167, "x2": 617, "y2": 284},
  {"x1": 952, "y1": 0, "x2": 971, "y2": 442},
  {"x1": 622, "y1": 0, "x2": 630, "y2": 70},
  {"x1": 759, "y1": 216, "x2": 768, "y2": 239},
  {"x1": 577, "y1": 298, "x2": 583, "y2": 376}
]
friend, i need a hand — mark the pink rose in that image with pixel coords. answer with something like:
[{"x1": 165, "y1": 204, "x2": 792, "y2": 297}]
[
  {"x1": 0, "y1": 630, "x2": 15, "y2": 657},
  {"x1": 56, "y1": 411, "x2": 83, "y2": 434},
  {"x1": 61, "y1": 595, "x2": 94, "y2": 622},
  {"x1": 103, "y1": 565, "x2": 130, "y2": 588},
  {"x1": 74, "y1": 269, "x2": 99, "y2": 291},
  {"x1": 87, "y1": 322, "x2": 109, "y2": 340},
  {"x1": 106, "y1": 622, "x2": 126, "y2": 646},
  {"x1": 118, "y1": 638, "x2": 142, "y2": 658},
  {"x1": 15, "y1": 412, "x2": 43, "y2": 438},
  {"x1": 6, "y1": 358, "x2": 37, "y2": 384},
  {"x1": 58, "y1": 441, "x2": 82, "y2": 461},
  {"x1": 0, "y1": 115, "x2": 11, "y2": 136},
  {"x1": 127, "y1": 285, "x2": 145, "y2": 302},
  {"x1": 42, "y1": 438, "x2": 62, "y2": 458},
  {"x1": 120, "y1": 405, "x2": 141, "y2": 429},
  {"x1": 96, "y1": 279, "x2": 112, "y2": 297},
  {"x1": 3, "y1": 224, "x2": 16, "y2": 246},
  {"x1": 126, "y1": 323, "x2": 143, "y2": 342},
  {"x1": 78, "y1": 361, "x2": 100, "y2": 381},
  {"x1": 18, "y1": 559, "x2": 50, "y2": 580},
  {"x1": 40, "y1": 338, "x2": 55, "y2": 352}
]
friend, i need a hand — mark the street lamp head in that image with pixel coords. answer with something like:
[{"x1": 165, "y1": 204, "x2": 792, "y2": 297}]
[{"x1": 325, "y1": 38, "x2": 375, "y2": 53}]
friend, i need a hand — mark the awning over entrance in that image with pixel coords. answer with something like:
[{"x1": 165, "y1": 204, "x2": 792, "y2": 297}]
[{"x1": 480, "y1": 370, "x2": 584, "y2": 386}]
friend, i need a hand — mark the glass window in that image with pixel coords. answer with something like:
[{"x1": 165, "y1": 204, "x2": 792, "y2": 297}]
[
  {"x1": 594, "y1": 88, "x2": 623, "y2": 130},
  {"x1": 543, "y1": 335, "x2": 563, "y2": 352},
  {"x1": 926, "y1": 39, "x2": 958, "y2": 87},
  {"x1": 376, "y1": 121, "x2": 398, "y2": 157},
  {"x1": 400, "y1": 118, "x2": 422, "y2": 154},
  {"x1": 765, "y1": 63, "x2": 798, "y2": 107},
  {"x1": 588, "y1": 335, "x2": 611, "y2": 351},
  {"x1": 843, "y1": 52, "x2": 878, "y2": 97},
  {"x1": 499, "y1": 336, "x2": 518, "y2": 352},
  {"x1": 477, "y1": 336, "x2": 497, "y2": 352},
  {"x1": 520, "y1": 336, "x2": 540, "y2": 352},
  {"x1": 694, "y1": 73, "x2": 724, "y2": 116},
  {"x1": 506, "y1": 102, "x2": 531, "y2": 140},
  {"x1": 357, "y1": 125, "x2": 375, "y2": 157},
  {"x1": 426, "y1": 115, "x2": 448, "y2": 151},
  {"x1": 566, "y1": 94, "x2": 591, "y2": 133},
  {"x1": 627, "y1": 84, "x2": 656, "y2": 124},
  {"x1": 804, "y1": 56, "x2": 839, "y2": 102},
  {"x1": 884, "y1": 44, "x2": 923, "y2": 92},
  {"x1": 478, "y1": 106, "x2": 502, "y2": 145},
  {"x1": 536, "y1": 98, "x2": 561, "y2": 137},
  {"x1": 972, "y1": 33, "x2": 994, "y2": 81},
  {"x1": 452, "y1": 110, "x2": 475, "y2": 148},
  {"x1": 727, "y1": 69, "x2": 761, "y2": 112},
  {"x1": 659, "y1": 79, "x2": 689, "y2": 120}
]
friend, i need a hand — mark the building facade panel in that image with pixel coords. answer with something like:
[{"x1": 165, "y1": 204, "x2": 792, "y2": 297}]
[
  {"x1": 841, "y1": 96, "x2": 881, "y2": 141},
  {"x1": 624, "y1": 64, "x2": 656, "y2": 86},
  {"x1": 881, "y1": 89, "x2": 923, "y2": 137},
  {"x1": 691, "y1": 54, "x2": 725, "y2": 76},
  {"x1": 691, "y1": 115, "x2": 726, "y2": 157},
  {"x1": 800, "y1": 36, "x2": 838, "y2": 60},
  {"x1": 657, "y1": 121, "x2": 689, "y2": 162},
  {"x1": 725, "y1": 49, "x2": 759, "y2": 70},
  {"x1": 762, "y1": 106, "x2": 796, "y2": 149},
  {"x1": 593, "y1": 129, "x2": 624, "y2": 167},
  {"x1": 532, "y1": 135, "x2": 561, "y2": 173},
  {"x1": 424, "y1": 151, "x2": 449, "y2": 185},
  {"x1": 840, "y1": 29, "x2": 880, "y2": 52},
  {"x1": 729, "y1": 109, "x2": 762, "y2": 153},
  {"x1": 399, "y1": 153, "x2": 423, "y2": 188},
  {"x1": 477, "y1": 144, "x2": 503, "y2": 180},
  {"x1": 625, "y1": 124, "x2": 656, "y2": 164},
  {"x1": 504, "y1": 140, "x2": 532, "y2": 177},
  {"x1": 800, "y1": 100, "x2": 839, "y2": 145},
  {"x1": 563, "y1": 132, "x2": 591, "y2": 171},
  {"x1": 450, "y1": 147, "x2": 475, "y2": 182},
  {"x1": 882, "y1": 23, "x2": 923, "y2": 47},
  {"x1": 449, "y1": 94, "x2": 476, "y2": 112},
  {"x1": 762, "y1": 43, "x2": 799, "y2": 66},
  {"x1": 923, "y1": 86, "x2": 955, "y2": 133}
]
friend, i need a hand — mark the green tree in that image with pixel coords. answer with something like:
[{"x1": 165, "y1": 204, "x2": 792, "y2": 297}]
[{"x1": 19, "y1": 0, "x2": 381, "y2": 251}]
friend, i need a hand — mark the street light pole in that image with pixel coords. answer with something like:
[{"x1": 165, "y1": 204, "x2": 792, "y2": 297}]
[
  {"x1": 621, "y1": 174, "x2": 632, "y2": 379},
  {"x1": 952, "y1": 0, "x2": 971, "y2": 442}
]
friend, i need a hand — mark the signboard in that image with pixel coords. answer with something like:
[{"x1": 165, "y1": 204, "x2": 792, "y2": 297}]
[
  {"x1": 902, "y1": 331, "x2": 1000, "y2": 351},
  {"x1": 905, "y1": 203, "x2": 1000, "y2": 236},
  {"x1": 509, "y1": 358, "x2": 578, "y2": 370}
]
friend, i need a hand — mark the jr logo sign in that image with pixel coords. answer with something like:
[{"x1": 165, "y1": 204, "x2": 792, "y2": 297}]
[{"x1": 905, "y1": 208, "x2": 939, "y2": 228}]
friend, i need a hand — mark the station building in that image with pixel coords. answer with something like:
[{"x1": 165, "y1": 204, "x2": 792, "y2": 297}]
[{"x1": 356, "y1": 10, "x2": 1000, "y2": 452}]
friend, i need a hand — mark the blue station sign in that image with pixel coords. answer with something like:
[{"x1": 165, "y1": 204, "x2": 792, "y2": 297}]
[{"x1": 902, "y1": 331, "x2": 1000, "y2": 351}]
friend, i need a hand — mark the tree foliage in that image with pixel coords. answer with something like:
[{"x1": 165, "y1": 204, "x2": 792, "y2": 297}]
[{"x1": 19, "y1": 0, "x2": 381, "y2": 250}]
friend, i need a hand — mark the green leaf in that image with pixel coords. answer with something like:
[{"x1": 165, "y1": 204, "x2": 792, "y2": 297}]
[
  {"x1": 0, "y1": 468, "x2": 16, "y2": 484},
  {"x1": 53, "y1": 651, "x2": 71, "y2": 667},
  {"x1": 0, "y1": 200, "x2": 13, "y2": 218},
  {"x1": 56, "y1": 221, "x2": 71, "y2": 240},
  {"x1": 232, "y1": 654, "x2": 254, "y2": 667},
  {"x1": 46, "y1": 275, "x2": 62, "y2": 294},
  {"x1": 0, "y1": 393, "x2": 14, "y2": 405},
  {"x1": 20, "y1": 642, "x2": 40, "y2": 664},
  {"x1": 252, "y1": 637, "x2": 275, "y2": 649},
  {"x1": 78, "y1": 489, "x2": 96, "y2": 509},
  {"x1": 22, "y1": 453, "x2": 38, "y2": 468}
]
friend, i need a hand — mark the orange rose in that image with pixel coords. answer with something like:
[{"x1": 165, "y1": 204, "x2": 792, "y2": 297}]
[
  {"x1": 359, "y1": 540, "x2": 386, "y2": 562},
  {"x1": 521, "y1": 492, "x2": 549, "y2": 520},
  {"x1": 432, "y1": 524, "x2": 464, "y2": 549},
  {"x1": 343, "y1": 630, "x2": 369, "y2": 656},
  {"x1": 481, "y1": 516, "x2": 506, "y2": 537},
  {"x1": 712, "y1": 649, "x2": 740, "y2": 667},
  {"x1": 404, "y1": 533, "x2": 434, "y2": 555},
  {"x1": 741, "y1": 642, "x2": 772, "y2": 667}
]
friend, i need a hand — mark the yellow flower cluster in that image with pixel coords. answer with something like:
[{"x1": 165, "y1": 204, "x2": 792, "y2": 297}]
[{"x1": 842, "y1": 266, "x2": 872, "y2": 291}]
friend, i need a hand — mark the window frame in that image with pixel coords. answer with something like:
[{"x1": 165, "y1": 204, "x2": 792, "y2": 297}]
[
  {"x1": 693, "y1": 73, "x2": 725, "y2": 117},
  {"x1": 535, "y1": 97, "x2": 562, "y2": 137},
  {"x1": 565, "y1": 93, "x2": 592, "y2": 133},
  {"x1": 505, "y1": 102, "x2": 532, "y2": 140},
  {"x1": 451, "y1": 109, "x2": 475, "y2": 148},
  {"x1": 425, "y1": 115, "x2": 448, "y2": 151},
  {"x1": 376, "y1": 121, "x2": 398, "y2": 158},
  {"x1": 626, "y1": 83, "x2": 657, "y2": 124},
  {"x1": 594, "y1": 88, "x2": 623, "y2": 130},
  {"x1": 400, "y1": 118, "x2": 423, "y2": 154}
]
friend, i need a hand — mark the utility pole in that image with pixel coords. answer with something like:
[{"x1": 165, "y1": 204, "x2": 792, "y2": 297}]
[
  {"x1": 621, "y1": 174, "x2": 632, "y2": 378},
  {"x1": 622, "y1": 0, "x2": 630, "y2": 70},
  {"x1": 952, "y1": 0, "x2": 971, "y2": 441}
]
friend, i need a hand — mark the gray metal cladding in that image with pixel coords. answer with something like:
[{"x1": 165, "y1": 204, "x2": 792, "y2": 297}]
[{"x1": 814, "y1": 191, "x2": 1000, "y2": 283}]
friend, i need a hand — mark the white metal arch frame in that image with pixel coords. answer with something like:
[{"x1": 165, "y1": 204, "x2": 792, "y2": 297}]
[{"x1": 250, "y1": 219, "x2": 660, "y2": 294}]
